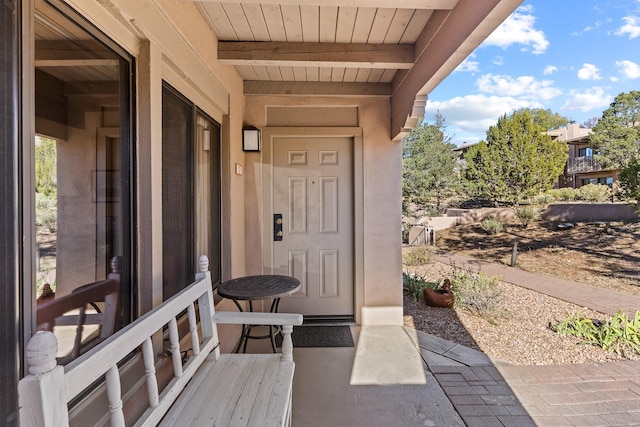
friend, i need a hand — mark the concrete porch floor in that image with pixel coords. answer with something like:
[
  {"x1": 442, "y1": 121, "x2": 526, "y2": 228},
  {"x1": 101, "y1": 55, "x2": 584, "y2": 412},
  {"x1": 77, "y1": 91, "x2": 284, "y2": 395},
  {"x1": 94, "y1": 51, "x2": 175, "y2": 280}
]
[
  {"x1": 241, "y1": 254, "x2": 640, "y2": 426},
  {"x1": 247, "y1": 323, "x2": 640, "y2": 426},
  {"x1": 290, "y1": 326, "x2": 467, "y2": 427}
]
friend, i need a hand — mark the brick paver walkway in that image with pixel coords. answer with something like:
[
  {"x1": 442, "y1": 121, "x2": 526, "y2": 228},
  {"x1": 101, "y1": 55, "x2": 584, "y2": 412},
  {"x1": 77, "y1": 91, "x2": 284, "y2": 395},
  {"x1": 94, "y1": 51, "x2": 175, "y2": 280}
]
[{"x1": 419, "y1": 253, "x2": 640, "y2": 426}]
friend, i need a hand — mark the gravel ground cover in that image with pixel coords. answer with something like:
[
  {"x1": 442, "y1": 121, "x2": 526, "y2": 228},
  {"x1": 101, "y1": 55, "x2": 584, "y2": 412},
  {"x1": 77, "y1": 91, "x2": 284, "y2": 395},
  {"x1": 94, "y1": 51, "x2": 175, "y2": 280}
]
[{"x1": 403, "y1": 260, "x2": 640, "y2": 366}]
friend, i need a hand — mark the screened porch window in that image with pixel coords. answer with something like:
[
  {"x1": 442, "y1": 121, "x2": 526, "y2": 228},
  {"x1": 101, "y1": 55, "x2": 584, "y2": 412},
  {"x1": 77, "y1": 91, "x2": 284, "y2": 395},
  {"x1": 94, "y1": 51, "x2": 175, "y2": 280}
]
[{"x1": 162, "y1": 83, "x2": 221, "y2": 300}]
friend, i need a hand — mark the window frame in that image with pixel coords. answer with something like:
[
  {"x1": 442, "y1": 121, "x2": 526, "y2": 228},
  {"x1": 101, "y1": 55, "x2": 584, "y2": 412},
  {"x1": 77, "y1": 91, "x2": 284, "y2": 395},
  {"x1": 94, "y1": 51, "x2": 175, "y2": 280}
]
[{"x1": 23, "y1": 0, "x2": 137, "y2": 366}]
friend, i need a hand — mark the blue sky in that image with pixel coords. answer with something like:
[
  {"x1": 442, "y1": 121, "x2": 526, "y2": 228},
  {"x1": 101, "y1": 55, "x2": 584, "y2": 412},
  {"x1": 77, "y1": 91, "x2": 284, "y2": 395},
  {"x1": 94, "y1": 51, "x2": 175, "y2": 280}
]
[{"x1": 424, "y1": 0, "x2": 640, "y2": 146}]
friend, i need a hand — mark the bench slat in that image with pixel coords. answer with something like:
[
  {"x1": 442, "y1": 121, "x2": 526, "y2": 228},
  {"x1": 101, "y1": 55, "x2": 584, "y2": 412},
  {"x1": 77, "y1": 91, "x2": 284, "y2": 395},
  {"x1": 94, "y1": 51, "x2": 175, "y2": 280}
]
[
  {"x1": 160, "y1": 354, "x2": 293, "y2": 427},
  {"x1": 160, "y1": 354, "x2": 255, "y2": 426},
  {"x1": 227, "y1": 356, "x2": 279, "y2": 427}
]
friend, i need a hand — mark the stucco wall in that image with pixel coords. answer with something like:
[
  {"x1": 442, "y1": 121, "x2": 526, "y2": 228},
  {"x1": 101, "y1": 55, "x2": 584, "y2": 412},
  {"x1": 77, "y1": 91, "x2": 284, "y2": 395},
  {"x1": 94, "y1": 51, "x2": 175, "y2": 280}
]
[{"x1": 544, "y1": 203, "x2": 639, "y2": 222}]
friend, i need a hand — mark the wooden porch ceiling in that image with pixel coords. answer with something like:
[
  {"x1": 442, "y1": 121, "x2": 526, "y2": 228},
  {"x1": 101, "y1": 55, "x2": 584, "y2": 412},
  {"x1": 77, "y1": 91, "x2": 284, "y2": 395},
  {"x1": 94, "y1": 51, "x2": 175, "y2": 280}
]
[{"x1": 190, "y1": 0, "x2": 524, "y2": 139}]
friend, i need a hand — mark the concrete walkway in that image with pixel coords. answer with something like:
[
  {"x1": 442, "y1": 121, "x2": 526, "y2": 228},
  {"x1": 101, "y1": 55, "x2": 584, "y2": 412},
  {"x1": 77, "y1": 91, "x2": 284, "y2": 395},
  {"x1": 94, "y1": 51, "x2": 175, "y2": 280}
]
[
  {"x1": 418, "y1": 253, "x2": 640, "y2": 426},
  {"x1": 434, "y1": 252, "x2": 640, "y2": 316}
]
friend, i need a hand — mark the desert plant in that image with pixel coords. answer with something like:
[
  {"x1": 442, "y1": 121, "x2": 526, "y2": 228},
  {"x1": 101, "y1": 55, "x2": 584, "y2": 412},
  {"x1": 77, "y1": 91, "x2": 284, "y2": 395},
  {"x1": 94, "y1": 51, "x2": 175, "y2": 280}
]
[
  {"x1": 403, "y1": 246, "x2": 433, "y2": 266},
  {"x1": 577, "y1": 183, "x2": 611, "y2": 203},
  {"x1": 449, "y1": 270, "x2": 501, "y2": 316},
  {"x1": 403, "y1": 271, "x2": 439, "y2": 301},
  {"x1": 533, "y1": 193, "x2": 555, "y2": 206},
  {"x1": 547, "y1": 187, "x2": 577, "y2": 201},
  {"x1": 554, "y1": 310, "x2": 640, "y2": 356},
  {"x1": 514, "y1": 205, "x2": 539, "y2": 227},
  {"x1": 35, "y1": 193, "x2": 57, "y2": 232},
  {"x1": 480, "y1": 216, "x2": 506, "y2": 234}
]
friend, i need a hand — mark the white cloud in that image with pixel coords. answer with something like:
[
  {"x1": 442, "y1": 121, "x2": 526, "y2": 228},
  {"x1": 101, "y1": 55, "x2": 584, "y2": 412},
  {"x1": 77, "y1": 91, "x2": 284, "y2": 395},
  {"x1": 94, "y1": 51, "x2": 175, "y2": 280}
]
[
  {"x1": 561, "y1": 87, "x2": 611, "y2": 112},
  {"x1": 543, "y1": 65, "x2": 558, "y2": 75},
  {"x1": 454, "y1": 57, "x2": 479, "y2": 73},
  {"x1": 615, "y1": 16, "x2": 640, "y2": 39},
  {"x1": 577, "y1": 63, "x2": 602, "y2": 80},
  {"x1": 482, "y1": 6, "x2": 549, "y2": 54},
  {"x1": 615, "y1": 60, "x2": 640, "y2": 79},
  {"x1": 572, "y1": 20, "x2": 602, "y2": 35},
  {"x1": 475, "y1": 74, "x2": 561, "y2": 100},
  {"x1": 426, "y1": 94, "x2": 541, "y2": 137},
  {"x1": 493, "y1": 56, "x2": 504, "y2": 66}
]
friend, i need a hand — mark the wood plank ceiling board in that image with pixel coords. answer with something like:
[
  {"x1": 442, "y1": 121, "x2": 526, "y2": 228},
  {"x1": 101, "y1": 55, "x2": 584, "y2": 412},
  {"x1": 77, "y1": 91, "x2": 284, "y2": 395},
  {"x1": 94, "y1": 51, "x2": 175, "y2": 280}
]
[
  {"x1": 281, "y1": 5, "x2": 303, "y2": 41},
  {"x1": 198, "y1": 3, "x2": 237, "y2": 40},
  {"x1": 300, "y1": 5, "x2": 320, "y2": 42},
  {"x1": 335, "y1": 7, "x2": 358, "y2": 43},
  {"x1": 292, "y1": 66, "x2": 307, "y2": 81},
  {"x1": 266, "y1": 65, "x2": 284, "y2": 81},
  {"x1": 261, "y1": 4, "x2": 288, "y2": 41},
  {"x1": 319, "y1": 6, "x2": 338, "y2": 42},
  {"x1": 235, "y1": 64, "x2": 253, "y2": 79},
  {"x1": 331, "y1": 67, "x2": 346, "y2": 82},
  {"x1": 343, "y1": 68, "x2": 359, "y2": 82},
  {"x1": 355, "y1": 68, "x2": 371, "y2": 83},
  {"x1": 306, "y1": 67, "x2": 320, "y2": 81},
  {"x1": 223, "y1": 3, "x2": 253, "y2": 39},
  {"x1": 398, "y1": 9, "x2": 433, "y2": 43},
  {"x1": 367, "y1": 8, "x2": 396, "y2": 44},
  {"x1": 368, "y1": 68, "x2": 385, "y2": 83},
  {"x1": 319, "y1": 67, "x2": 332, "y2": 82},
  {"x1": 252, "y1": 65, "x2": 271, "y2": 80},
  {"x1": 242, "y1": 3, "x2": 270, "y2": 40},
  {"x1": 280, "y1": 66, "x2": 295, "y2": 80},
  {"x1": 192, "y1": 0, "x2": 459, "y2": 9},
  {"x1": 351, "y1": 8, "x2": 377, "y2": 44},
  {"x1": 379, "y1": 68, "x2": 396, "y2": 83},
  {"x1": 383, "y1": 9, "x2": 418, "y2": 44}
]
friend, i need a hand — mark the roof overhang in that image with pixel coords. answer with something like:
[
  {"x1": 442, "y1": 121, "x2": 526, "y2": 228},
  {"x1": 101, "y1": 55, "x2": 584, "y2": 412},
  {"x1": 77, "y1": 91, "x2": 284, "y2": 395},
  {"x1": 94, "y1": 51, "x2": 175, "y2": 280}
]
[{"x1": 188, "y1": 0, "x2": 524, "y2": 140}]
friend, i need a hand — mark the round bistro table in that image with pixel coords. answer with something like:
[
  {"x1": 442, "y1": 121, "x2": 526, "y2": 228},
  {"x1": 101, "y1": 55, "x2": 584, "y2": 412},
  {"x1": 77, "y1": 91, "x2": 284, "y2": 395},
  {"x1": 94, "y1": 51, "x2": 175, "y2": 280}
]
[{"x1": 216, "y1": 275, "x2": 300, "y2": 353}]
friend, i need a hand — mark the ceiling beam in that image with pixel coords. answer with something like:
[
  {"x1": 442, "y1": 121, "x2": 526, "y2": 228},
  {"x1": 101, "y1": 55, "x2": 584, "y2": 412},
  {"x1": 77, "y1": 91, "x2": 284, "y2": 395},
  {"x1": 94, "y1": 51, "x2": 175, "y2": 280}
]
[
  {"x1": 219, "y1": 42, "x2": 414, "y2": 69},
  {"x1": 188, "y1": 0, "x2": 458, "y2": 10},
  {"x1": 244, "y1": 80, "x2": 391, "y2": 96}
]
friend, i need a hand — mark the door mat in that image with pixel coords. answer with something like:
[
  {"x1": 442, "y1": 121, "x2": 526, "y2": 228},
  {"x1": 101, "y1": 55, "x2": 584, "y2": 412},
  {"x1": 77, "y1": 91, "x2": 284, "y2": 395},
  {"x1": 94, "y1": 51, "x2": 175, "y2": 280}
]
[{"x1": 276, "y1": 325, "x2": 354, "y2": 348}]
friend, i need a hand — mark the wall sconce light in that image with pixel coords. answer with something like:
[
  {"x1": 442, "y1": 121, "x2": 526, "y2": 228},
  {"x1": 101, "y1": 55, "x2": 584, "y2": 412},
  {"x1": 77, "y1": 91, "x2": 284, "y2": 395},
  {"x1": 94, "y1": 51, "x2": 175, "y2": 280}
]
[
  {"x1": 242, "y1": 126, "x2": 261, "y2": 152},
  {"x1": 202, "y1": 127, "x2": 210, "y2": 151}
]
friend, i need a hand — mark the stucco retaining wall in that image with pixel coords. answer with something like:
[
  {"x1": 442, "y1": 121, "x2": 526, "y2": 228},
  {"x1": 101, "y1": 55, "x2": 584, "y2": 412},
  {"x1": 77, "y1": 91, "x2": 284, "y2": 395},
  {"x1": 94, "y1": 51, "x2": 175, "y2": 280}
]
[{"x1": 543, "y1": 203, "x2": 639, "y2": 222}]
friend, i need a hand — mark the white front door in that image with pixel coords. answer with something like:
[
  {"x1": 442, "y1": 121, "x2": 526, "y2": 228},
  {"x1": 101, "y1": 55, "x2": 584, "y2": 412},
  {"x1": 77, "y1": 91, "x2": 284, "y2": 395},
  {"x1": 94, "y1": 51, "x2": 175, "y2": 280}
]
[{"x1": 271, "y1": 136, "x2": 354, "y2": 317}]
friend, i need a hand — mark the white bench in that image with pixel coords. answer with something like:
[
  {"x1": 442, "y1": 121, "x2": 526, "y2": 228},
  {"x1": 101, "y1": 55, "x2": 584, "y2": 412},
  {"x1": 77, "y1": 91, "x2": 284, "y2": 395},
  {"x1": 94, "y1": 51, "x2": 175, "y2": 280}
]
[{"x1": 19, "y1": 256, "x2": 303, "y2": 427}]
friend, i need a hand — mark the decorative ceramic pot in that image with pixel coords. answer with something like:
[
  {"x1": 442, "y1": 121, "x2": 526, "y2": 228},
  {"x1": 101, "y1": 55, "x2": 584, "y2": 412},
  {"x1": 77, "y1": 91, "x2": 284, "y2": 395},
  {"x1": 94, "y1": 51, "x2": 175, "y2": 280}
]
[{"x1": 423, "y1": 287, "x2": 455, "y2": 308}]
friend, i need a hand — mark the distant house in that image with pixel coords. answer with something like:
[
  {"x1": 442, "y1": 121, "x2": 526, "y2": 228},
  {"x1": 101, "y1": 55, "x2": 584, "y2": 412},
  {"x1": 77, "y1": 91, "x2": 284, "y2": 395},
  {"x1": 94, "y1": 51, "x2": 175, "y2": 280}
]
[{"x1": 547, "y1": 124, "x2": 619, "y2": 189}]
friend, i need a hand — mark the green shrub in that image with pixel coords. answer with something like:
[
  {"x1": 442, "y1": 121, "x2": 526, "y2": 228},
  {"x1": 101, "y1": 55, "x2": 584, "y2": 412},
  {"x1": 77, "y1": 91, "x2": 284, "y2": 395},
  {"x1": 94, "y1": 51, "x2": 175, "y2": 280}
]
[
  {"x1": 514, "y1": 205, "x2": 539, "y2": 227},
  {"x1": 480, "y1": 216, "x2": 506, "y2": 234},
  {"x1": 36, "y1": 193, "x2": 57, "y2": 232},
  {"x1": 577, "y1": 183, "x2": 611, "y2": 203},
  {"x1": 449, "y1": 270, "x2": 501, "y2": 316},
  {"x1": 403, "y1": 246, "x2": 433, "y2": 266},
  {"x1": 403, "y1": 271, "x2": 439, "y2": 301},
  {"x1": 533, "y1": 193, "x2": 555, "y2": 206},
  {"x1": 554, "y1": 310, "x2": 640, "y2": 356},
  {"x1": 547, "y1": 187, "x2": 577, "y2": 201}
]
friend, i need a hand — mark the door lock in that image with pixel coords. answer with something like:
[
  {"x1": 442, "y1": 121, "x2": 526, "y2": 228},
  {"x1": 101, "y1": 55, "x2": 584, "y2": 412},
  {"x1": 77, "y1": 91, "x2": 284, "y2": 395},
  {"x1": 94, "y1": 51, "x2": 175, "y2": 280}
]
[{"x1": 274, "y1": 214, "x2": 283, "y2": 241}]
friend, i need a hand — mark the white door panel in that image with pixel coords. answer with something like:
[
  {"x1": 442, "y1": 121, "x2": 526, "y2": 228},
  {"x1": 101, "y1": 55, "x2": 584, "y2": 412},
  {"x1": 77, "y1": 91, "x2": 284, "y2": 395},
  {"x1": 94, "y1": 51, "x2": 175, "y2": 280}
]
[{"x1": 272, "y1": 136, "x2": 354, "y2": 317}]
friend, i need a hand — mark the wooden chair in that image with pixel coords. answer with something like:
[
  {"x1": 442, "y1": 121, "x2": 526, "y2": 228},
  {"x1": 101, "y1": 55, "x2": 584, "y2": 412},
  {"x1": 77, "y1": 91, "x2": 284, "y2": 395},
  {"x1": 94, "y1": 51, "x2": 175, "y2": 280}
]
[{"x1": 36, "y1": 256, "x2": 121, "y2": 362}]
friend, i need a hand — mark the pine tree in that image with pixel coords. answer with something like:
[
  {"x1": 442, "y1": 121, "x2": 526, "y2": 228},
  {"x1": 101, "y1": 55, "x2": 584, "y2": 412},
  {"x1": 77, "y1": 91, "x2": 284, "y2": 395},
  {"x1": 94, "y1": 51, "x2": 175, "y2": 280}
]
[
  {"x1": 590, "y1": 90, "x2": 640, "y2": 169},
  {"x1": 402, "y1": 113, "x2": 459, "y2": 214},
  {"x1": 463, "y1": 110, "x2": 568, "y2": 205}
]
